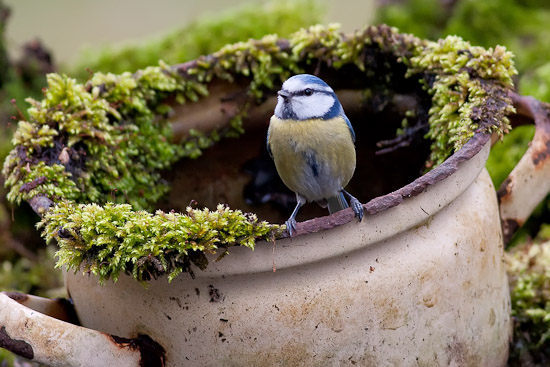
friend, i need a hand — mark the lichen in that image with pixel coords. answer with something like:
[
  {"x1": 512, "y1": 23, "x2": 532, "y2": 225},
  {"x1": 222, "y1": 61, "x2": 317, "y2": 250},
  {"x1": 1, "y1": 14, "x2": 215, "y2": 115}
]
[{"x1": 3, "y1": 24, "x2": 518, "y2": 283}]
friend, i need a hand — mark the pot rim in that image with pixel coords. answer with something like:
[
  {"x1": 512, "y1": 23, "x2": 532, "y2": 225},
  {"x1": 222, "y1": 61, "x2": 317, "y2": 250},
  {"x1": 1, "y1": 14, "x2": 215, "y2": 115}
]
[
  {"x1": 193, "y1": 132, "x2": 492, "y2": 276},
  {"x1": 28, "y1": 122, "x2": 494, "y2": 278},
  {"x1": 286, "y1": 131, "x2": 492, "y2": 238},
  {"x1": 10, "y1": 24, "x2": 515, "y2": 283}
]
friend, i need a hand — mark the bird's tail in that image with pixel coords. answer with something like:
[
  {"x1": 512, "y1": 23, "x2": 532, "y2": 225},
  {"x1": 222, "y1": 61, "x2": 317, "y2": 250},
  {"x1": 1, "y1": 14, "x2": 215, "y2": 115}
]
[{"x1": 327, "y1": 191, "x2": 349, "y2": 214}]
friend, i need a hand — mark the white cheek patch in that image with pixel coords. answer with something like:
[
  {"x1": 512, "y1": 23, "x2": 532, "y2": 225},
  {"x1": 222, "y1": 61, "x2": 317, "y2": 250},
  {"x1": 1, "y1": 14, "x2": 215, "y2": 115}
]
[{"x1": 292, "y1": 93, "x2": 334, "y2": 120}]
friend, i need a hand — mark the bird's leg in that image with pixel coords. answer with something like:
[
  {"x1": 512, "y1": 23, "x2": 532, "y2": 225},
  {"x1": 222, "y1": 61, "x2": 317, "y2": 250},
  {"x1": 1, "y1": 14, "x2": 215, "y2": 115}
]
[
  {"x1": 286, "y1": 195, "x2": 306, "y2": 236},
  {"x1": 342, "y1": 190, "x2": 364, "y2": 222}
]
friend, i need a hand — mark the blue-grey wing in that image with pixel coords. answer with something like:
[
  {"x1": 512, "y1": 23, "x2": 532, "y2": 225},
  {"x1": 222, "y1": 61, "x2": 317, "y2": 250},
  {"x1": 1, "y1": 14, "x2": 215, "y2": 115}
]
[
  {"x1": 266, "y1": 129, "x2": 273, "y2": 158},
  {"x1": 342, "y1": 112, "x2": 356, "y2": 143}
]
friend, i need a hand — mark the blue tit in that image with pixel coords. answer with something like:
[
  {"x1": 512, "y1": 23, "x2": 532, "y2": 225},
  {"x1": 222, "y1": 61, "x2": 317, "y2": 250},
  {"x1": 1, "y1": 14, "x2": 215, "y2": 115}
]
[{"x1": 267, "y1": 74, "x2": 364, "y2": 236}]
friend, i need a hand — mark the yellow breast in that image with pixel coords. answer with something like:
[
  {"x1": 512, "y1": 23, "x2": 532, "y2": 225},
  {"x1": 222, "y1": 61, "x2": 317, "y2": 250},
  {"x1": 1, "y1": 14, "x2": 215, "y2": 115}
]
[{"x1": 267, "y1": 116, "x2": 356, "y2": 201}]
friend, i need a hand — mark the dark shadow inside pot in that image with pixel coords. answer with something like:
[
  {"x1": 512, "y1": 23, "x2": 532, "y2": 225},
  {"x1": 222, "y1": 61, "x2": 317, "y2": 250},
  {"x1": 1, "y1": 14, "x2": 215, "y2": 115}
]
[{"x1": 159, "y1": 66, "x2": 433, "y2": 224}]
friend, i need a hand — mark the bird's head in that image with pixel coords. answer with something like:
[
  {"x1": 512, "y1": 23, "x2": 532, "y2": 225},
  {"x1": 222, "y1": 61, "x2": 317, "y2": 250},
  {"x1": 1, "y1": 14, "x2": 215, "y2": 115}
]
[{"x1": 274, "y1": 74, "x2": 343, "y2": 121}]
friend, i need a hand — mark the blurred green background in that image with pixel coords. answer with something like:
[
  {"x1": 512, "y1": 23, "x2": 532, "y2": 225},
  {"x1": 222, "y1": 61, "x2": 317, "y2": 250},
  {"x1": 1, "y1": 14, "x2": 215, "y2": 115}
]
[
  {"x1": 3, "y1": 0, "x2": 375, "y2": 66},
  {"x1": 1, "y1": 0, "x2": 550, "y2": 365}
]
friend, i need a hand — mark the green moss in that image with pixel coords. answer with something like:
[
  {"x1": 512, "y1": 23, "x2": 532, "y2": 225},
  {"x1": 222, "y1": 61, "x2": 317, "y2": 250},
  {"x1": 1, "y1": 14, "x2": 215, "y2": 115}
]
[
  {"x1": 4, "y1": 71, "x2": 187, "y2": 208},
  {"x1": 4, "y1": 161, "x2": 79, "y2": 205},
  {"x1": 40, "y1": 201, "x2": 283, "y2": 283},
  {"x1": 444, "y1": 0, "x2": 550, "y2": 72},
  {"x1": 376, "y1": 0, "x2": 550, "y2": 176},
  {"x1": 2, "y1": 66, "x2": 216, "y2": 209},
  {"x1": 507, "y1": 240, "x2": 550, "y2": 362},
  {"x1": 378, "y1": 0, "x2": 550, "y2": 72},
  {"x1": 407, "y1": 36, "x2": 516, "y2": 167},
  {"x1": 206, "y1": 33, "x2": 299, "y2": 100},
  {"x1": 3, "y1": 24, "x2": 518, "y2": 283}
]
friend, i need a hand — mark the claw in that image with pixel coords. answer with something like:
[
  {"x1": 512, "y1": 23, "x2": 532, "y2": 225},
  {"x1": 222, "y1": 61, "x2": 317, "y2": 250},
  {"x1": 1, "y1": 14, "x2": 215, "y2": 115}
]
[
  {"x1": 349, "y1": 196, "x2": 364, "y2": 222},
  {"x1": 285, "y1": 196, "x2": 305, "y2": 237},
  {"x1": 342, "y1": 190, "x2": 364, "y2": 222},
  {"x1": 285, "y1": 218, "x2": 297, "y2": 237}
]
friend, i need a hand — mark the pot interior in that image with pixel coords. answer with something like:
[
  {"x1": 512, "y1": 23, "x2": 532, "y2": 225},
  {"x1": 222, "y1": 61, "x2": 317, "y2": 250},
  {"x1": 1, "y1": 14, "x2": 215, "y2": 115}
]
[{"x1": 160, "y1": 84, "x2": 432, "y2": 224}]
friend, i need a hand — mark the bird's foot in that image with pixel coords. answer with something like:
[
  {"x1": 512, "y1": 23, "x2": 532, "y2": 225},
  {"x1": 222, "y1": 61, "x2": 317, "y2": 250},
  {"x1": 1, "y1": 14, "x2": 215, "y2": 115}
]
[
  {"x1": 349, "y1": 196, "x2": 364, "y2": 222},
  {"x1": 285, "y1": 218, "x2": 297, "y2": 237},
  {"x1": 342, "y1": 190, "x2": 364, "y2": 222}
]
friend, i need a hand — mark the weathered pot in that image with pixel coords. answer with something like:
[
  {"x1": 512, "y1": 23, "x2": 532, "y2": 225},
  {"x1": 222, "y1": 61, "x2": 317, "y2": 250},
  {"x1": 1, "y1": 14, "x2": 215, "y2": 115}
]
[
  {"x1": 1, "y1": 93, "x2": 549, "y2": 366},
  {"x1": 2, "y1": 25, "x2": 550, "y2": 366},
  {"x1": 67, "y1": 151, "x2": 506, "y2": 367}
]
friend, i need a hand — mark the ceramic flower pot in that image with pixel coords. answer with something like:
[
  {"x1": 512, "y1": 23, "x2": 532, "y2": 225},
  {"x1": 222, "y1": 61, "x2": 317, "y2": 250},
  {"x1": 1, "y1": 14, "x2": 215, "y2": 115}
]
[
  {"x1": 2, "y1": 26, "x2": 550, "y2": 366},
  {"x1": 65, "y1": 148, "x2": 508, "y2": 367},
  {"x1": 3, "y1": 98, "x2": 550, "y2": 367}
]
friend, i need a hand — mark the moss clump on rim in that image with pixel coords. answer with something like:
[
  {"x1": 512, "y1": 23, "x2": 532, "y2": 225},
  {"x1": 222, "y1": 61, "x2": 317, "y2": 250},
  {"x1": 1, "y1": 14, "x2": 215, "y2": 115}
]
[
  {"x1": 407, "y1": 35, "x2": 516, "y2": 167},
  {"x1": 3, "y1": 66, "x2": 204, "y2": 210},
  {"x1": 3, "y1": 24, "x2": 517, "y2": 283},
  {"x1": 40, "y1": 201, "x2": 282, "y2": 284}
]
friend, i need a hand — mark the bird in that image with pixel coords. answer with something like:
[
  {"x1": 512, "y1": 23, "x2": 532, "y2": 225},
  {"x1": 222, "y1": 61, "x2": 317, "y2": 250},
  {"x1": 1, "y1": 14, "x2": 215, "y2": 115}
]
[{"x1": 267, "y1": 74, "x2": 364, "y2": 236}]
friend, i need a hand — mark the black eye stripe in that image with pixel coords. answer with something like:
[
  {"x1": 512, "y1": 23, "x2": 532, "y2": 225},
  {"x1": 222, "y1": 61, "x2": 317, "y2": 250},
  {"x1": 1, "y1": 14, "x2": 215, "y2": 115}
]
[{"x1": 290, "y1": 89, "x2": 331, "y2": 97}]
